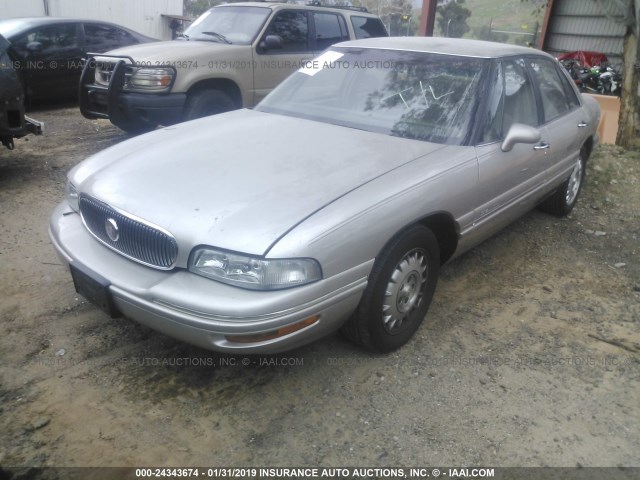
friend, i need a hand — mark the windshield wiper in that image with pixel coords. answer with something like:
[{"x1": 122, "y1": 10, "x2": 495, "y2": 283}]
[
  {"x1": 177, "y1": 33, "x2": 189, "y2": 40},
  {"x1": 200, "y1": 31, "x2": 231, "y2": 44}
]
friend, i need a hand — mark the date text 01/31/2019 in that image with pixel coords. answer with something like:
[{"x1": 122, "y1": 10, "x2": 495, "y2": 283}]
[{"x1": 134, "y1": 467, "x2": 496, "y2": 478}]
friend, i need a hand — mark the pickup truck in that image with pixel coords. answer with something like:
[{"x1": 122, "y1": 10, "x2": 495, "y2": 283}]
[
  {"x1": 1, "y1": 33, "x2": 42, "y2": 151},
  {"x1": 79, "y1": 2, "x2": 388, "y2": 133}
]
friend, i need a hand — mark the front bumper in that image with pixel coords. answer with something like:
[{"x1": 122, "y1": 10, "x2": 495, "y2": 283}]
[
  {"x1": 79, "y1": 56, "x2": 185, "y2": 127},
  {"x1": 49, "y1": 202, "x2": 370, "y2": 353}
]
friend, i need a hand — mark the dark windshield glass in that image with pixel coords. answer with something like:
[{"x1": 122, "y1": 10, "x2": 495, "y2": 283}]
[
  {"x1": 257, "y1": 48, "x2": 488, "y2": 145},
  {"x1": 184, "y1": 6, "x2": 271, "y2": 45}
]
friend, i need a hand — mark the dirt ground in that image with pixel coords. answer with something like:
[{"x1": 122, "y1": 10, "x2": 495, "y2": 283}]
[{"x1": 0, "y1": 106, "x2": 639, "y2": 474}]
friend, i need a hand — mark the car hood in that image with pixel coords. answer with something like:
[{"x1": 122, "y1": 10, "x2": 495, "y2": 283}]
[
  {"x1": 72, "y1": 109, "x2": 445, "y2": 257},
  {"x1": 105, "y1": 39, "x2": 245, "y2": 62}
]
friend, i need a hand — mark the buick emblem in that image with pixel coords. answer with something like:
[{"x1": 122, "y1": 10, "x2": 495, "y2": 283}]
[{"x1": 105, "y1": 218, "x2": 120, "y2": 242}]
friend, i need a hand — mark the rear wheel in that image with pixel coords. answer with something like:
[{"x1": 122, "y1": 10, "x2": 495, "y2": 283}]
[
  {"x1": 342, "y1": 225, "x2": 440, "y2": 353},
  {"x1": 538, "y1": 147, "x2": 587, "y2": 216},
  {"x1": 183, "y1": 89, "x2": 237, "y2": 121}
]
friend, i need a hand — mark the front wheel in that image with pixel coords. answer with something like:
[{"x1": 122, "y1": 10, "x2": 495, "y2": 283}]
[
  {"x1": 183, "y1": 89, "x2": 237, "y2": 121},
  {"x1": 538, "y1": 147, "x2": 587, "y2": 216},
  {"x1": 341, "y1": 225, "x2": 440, "y2": 353}
]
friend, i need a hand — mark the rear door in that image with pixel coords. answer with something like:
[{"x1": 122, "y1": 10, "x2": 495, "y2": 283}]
[
  {"x1": 526, "y1": 57, "x2": 587, "y2": 184},
  {"x1": 311, "y1": 12, "x2": 349, "y2": 53}
]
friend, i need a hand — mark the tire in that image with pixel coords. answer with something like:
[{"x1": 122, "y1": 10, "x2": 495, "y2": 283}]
[
  {"x1": 183, "y1": 89, "x2": 237, "y2": 121},
  {"x1": 538, "y1": 147, "x2": 587, "y2": 216},
  {"x1": 341, "y1": 225, "x2": 440, "y2": 353}
]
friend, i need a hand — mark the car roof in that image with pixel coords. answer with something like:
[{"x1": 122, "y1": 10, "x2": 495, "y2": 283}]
[
  {"x1": 217, "y1": 2, "x2": 380, "y2": 17},
  {"x1": 334, "y1": 36, "x2": 555, "y2": 59},
  {"x1": 0, "y1": 17, "x2": 144, "y2": 39}
]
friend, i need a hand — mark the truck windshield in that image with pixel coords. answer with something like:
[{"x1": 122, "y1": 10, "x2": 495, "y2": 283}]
[
  {"x1": 257, "y1": 48, "x2": 489, "y2": 146},
  {"x1": 184, "y1": 6, "x2": 271, "y2": 45}
]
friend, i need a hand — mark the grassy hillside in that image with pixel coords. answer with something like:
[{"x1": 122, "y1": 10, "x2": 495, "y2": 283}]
[{"x1": 429, "y1": 0, "x2": 546, "y2": 45}]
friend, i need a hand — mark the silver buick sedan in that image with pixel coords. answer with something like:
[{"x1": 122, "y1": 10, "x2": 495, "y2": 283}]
[{"x1": 50, "y1": 37, "x2": 600, "y2": 354}]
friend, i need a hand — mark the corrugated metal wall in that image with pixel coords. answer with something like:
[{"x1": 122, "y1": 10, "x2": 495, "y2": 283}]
[
  {"x1": 544, "y1": 0, "x2": 626, "y2": 66},
  {"x1": 0, "y1": 0, "x2": 183, "y2": 40},
  {"x1": 1, "y1": 0, "x2": 49, "y2": 17}
]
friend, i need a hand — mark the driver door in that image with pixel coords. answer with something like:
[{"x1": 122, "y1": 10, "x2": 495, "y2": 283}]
[{"x1": 473, "y1": 58, "x2": 548, "y2": 233}]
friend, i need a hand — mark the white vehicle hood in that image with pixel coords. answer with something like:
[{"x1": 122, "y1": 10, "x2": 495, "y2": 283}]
[{"x1": 71, "y1": 109, "x2": 446, "y2": 257}]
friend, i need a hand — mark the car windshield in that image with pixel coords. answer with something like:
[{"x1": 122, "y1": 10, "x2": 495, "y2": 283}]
[
  {"x1": 0, "y1": 19, "x2": 27, "y2": 39},
  {"x1": 257, "y1": 48, "x2": 489, "y2": 145},
  {"x1": 183, "y1": 6, "x2": 271, "y2": 45}
]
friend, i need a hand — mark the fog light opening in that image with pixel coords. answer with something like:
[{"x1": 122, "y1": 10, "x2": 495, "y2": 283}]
[{"x1": 225, "y1": 315, "x2": 320, "y2": 344}]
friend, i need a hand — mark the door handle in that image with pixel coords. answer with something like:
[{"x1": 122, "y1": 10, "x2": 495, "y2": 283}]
[
  {"x1": 533, "y1": 143, "x2": 550, "y2": 150},
  {"x1": 578, "y1": 122, "x2": 589, "y2": 128}
]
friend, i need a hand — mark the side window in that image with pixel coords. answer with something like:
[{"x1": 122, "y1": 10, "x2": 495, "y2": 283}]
[
  {"x1": 502, "y1": 58, "x2": 538, "y2": 132},
  {"x1": 558, "y1": 69, "x2": 581, "y2": 109},
  {"x1": 351, "y1": 16, "x2": 388, "y2": 39},
  {"x1": 85, "y1": 24, "x2": 137, "y2": 51},
  {"x1": 480, "y1": 62, "x2": 505, "y2": 144},
  {"x1": 12, "y1": 24, "x2": 78, "y2": 56},
  {"x1": 262, "y1": 11, "x2": 309, "y2": 53},
  {"x1": 528, "y1": 58, "x2": 572, "y2": 122},
  {"x1": 313, "y1": 13, "x2": 349, "y2": 51}
]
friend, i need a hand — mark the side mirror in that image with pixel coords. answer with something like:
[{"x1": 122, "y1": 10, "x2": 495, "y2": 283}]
[
  {"x1": 259, "y1": 35, "x2": 283, "y2": 51},
  {"x1": 501, "y1": 123, "x2": 541, "y2": 152},
  {"x1": 26, "y1": 41, "x2": 43, "y2": 53}
]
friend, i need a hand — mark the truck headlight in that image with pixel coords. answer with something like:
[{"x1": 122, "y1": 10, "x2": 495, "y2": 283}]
[
  {"x1": 66, "y1": 181, "x2": 79, "y2": 212},
  {"x1": 126, "y1": 67, "x2": 175, "y2": 92},
  {"x1": 189, "y1": 247, "x2": 322, "y2": 290}
]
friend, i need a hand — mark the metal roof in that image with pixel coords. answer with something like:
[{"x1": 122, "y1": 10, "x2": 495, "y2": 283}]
[{"x1": 542, "y1": 0, "x2": 626, "y2": 65}]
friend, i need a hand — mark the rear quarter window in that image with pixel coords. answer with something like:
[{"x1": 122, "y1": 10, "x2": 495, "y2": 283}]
[{"x1": 351, "y1": 16, "x2": 388, "y2": 39}]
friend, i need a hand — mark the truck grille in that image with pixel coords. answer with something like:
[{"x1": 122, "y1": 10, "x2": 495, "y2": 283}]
[{"x1": 79, "y1": 195, "x2": 178, "y2": 270}]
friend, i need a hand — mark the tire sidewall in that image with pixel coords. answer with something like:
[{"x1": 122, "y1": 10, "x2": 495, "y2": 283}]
[
  {"x1": 359, "y1": 226, "x2": 440, "y2": 352},
  {"x1": 562, "y1": 149, "x2": 587, "y2": 214},
  {"x1": 184, "y1": 89, "x2": 236, "y2": 121}
]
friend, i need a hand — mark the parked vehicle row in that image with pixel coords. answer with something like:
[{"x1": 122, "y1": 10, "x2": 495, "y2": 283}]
[{"x1": 49, "y1": 37, "x2": 600, "y2": 354}]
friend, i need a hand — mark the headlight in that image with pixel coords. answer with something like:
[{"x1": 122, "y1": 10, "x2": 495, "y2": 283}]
[
  {"x1": 189, "y1": 247, "x2": 322, "y2": 290},
  {"x1": 66, "y1": 181, "x2": 79, "y2": 212},
  {"x1": 125, "y1": 67, "x2": 175, "y2": 92}
]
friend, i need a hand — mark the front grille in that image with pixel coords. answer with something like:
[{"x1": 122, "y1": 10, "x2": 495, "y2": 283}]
[{"x1": 79, "y1": 195, "x2": 178, "y2": 270}]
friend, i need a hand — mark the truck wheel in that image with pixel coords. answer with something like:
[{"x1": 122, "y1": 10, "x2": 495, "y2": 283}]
[
  {"x1": 183, "y1": 89, "x2": 237, "y2": 121},
  {"x1": 341, "y1": 225, "x2": 440, "y2": 353}
]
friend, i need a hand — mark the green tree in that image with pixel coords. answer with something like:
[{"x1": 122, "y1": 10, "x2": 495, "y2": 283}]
[{"x1": 437, "y1": 0, "x2": 471, "y2": 38}]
